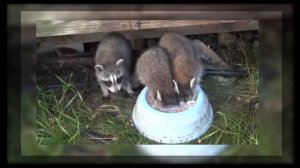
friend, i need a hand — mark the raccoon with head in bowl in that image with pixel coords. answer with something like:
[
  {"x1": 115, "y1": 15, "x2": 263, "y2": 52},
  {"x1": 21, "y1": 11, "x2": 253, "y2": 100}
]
[
  {"x1": 136, "y1": 47, "x2": 180, "y2": 107},
  {"x1": 159, "y1": 32, "x2": 204, "y2": 102}
]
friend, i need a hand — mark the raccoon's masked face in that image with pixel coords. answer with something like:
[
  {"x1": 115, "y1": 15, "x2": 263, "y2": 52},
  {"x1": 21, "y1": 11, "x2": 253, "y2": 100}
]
[
  {"x1": 178, "y1": 77, "x2": 199, "y2": 102},
  {"x1": 95, "y1": 59, "x2": 125, "y2": 93},
  {"x1": 156, "y1": 88, "x2": 180, "y2": 107},
  {"x1": 161, "y1": 93, "x2": 180, "y2": 106}
]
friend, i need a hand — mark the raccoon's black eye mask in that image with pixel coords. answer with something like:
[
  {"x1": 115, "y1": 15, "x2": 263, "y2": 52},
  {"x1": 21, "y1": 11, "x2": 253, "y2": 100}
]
[
  {"x1": 103, "y1": 80, "x2": 113, "y2": 87},
  {"x1": 102, "y1": 76, "x2": 123, "y2": 86},
  {"x1": 116, "y1": 76, "x2": 123, "y2": 84}
]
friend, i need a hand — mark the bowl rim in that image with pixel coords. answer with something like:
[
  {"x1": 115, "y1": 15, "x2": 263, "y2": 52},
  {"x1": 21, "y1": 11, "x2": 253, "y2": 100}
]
[{"x1": 136, "y1": 85, "x2": 206, "y2": 116}]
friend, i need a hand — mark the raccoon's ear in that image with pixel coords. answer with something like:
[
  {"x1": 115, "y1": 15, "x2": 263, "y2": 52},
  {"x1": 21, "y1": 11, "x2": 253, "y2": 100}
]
[
  {"x1": 116, "y1": 59, "x2": 124, "y2": 66},
  {"x1": 173, "y1": 80, "x2": 180, "y2": 95},
  {"x1": 95, "y1": 64, "x2": 104, "y2": 72},
  {"x1": 156, "y1": 90, "x2": 162, "y2": 101},
  {"x1": 190, "y1": 77, "x2": 196, "y2": 89}
]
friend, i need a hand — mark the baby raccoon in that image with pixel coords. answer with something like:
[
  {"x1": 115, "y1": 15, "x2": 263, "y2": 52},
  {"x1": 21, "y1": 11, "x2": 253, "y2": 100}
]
[
  {"x1": 136, "y1": 47, "x2": 180, "y2": 107},
  {"x1": 94, "y1": 32, "x2": 134, "y2": 98},
  {"x1": 159, "y1": 32, "x2": 204, "y2": 102}
]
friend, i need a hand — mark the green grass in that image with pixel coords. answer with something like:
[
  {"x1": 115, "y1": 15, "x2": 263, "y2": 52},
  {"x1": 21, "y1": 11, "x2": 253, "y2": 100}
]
[
  {"x1": 36, "y1": 70, "x2": 258, "y2": 145},
  {"x1": 195, "y1": 74, "x2": 259, "y2": 145},
  {"x1": 192, "y1": 37, "x2": 259, "y2": 145},
  {"x1": 36, "y1": 73, "x2": 90, "y2": 144},
  {"x1": 36, "y1": 35, "x2": 259, "y2": 145},
  {"x1": 36, "y1": 73, "x2": 154, "y2": 145}
]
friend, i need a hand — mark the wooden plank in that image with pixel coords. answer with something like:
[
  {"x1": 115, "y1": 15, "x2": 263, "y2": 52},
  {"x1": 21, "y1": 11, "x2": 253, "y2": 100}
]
[
  {"x1": 37, "y1": 57, "x2": 94, "y2": 65},
  {"x1": 37, "y1": 20, "x2": 258, "y2": 45},
  {"x1": 36, "y1": 20, "x2": 241, "y2": 37},
  {"x1": 20, "y1": 10, "x2": 282, "y2": 25},
  {"x1": 37, "y1": 20, "x2": 132, "y2": 37}
]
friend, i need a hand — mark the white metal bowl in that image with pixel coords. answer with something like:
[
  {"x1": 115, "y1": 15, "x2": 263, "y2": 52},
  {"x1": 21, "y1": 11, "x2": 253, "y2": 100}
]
[
  {"x1": 137, "y1": 145, "x2": 228, "y2": 163},
  {"x1": 132, "y1": 86, "x2": 213, "y2": 144}
]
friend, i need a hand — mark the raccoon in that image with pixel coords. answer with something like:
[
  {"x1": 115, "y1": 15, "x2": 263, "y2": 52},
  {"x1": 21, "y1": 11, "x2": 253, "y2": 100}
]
[
  {"x1": 159, "y1": 32, "x2": 204, "y2": 102},
  {"x1": 136, "y1": 47, "x2": 180, "y2": 107},
  {"x1": 94, "y1": 32, "x2": 134, "y2": 98}
]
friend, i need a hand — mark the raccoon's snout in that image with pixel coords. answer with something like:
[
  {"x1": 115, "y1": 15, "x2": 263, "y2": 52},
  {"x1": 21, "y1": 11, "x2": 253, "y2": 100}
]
[
  {"x1": 164, "y1": 96, "x2": 180, "y2": 106},
  {"x1": 181, "y1": 92, "x2": 197, "y2": 102},
  {"x1": 110, "y1": 89, "x2": 118, "y2": 93},
  {"x1": 108, "y1": 86, "x2": 120, "y2": 93},
  {"x1": 180, "y1": 92, "x2": 191, "y2": 102}
]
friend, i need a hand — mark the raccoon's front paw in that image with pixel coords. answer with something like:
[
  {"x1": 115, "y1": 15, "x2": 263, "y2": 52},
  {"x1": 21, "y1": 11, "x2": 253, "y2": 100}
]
[
  {"x1": 122, "y1": 89, "x2": 136, "y2": 99},
  {"x1": 129, "y1": 92, "x2": 137, "y2": 99},
  {"x1": 127, "y1": 90, "x2": 136, "y2": 98},
  {"x1": 101, "y1": 95, "x2": 111, "y2": 102}
]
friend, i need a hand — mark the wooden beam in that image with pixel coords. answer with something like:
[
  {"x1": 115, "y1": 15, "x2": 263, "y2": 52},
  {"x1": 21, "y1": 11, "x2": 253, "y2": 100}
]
[
  {"x1": 36, "y1": 20, "x2": 244, "y2": 37},
  {"x1": 37, "y1": 57, "x2": 94, "y2": 65},
  {"x1": 37, "y1": 20, "x2": 258, "y2": 45},
  {"x1": 36, "y1": 20, "x2": 257, "y2": 37},
  {"x1": 20, "y1": 10, "x2": 282, "y2": 26}
]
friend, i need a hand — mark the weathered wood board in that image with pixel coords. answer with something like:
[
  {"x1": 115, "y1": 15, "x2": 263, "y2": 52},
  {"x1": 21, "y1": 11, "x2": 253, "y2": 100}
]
[{"x1": 36, "y1": 20, "x2": 259, "y2": 45}]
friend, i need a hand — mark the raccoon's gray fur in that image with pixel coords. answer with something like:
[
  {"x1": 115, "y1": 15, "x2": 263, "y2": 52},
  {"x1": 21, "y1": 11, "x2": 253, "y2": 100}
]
[
  {"x1": 136, "y1": 47, "x2": 180, "y2": 107},
  {"x1": 159, "y1": 32, "x2": 204, "y2": 102},
  {"x1": 94, "y1": 32, "x2": 134, "y2": 97},
  {"x1": 191, "y1": 40, "x2": 212, "y2": 64}
]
